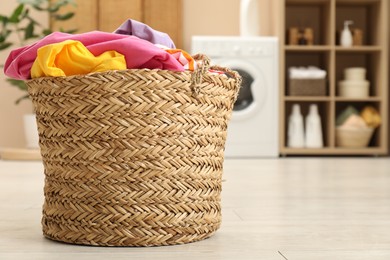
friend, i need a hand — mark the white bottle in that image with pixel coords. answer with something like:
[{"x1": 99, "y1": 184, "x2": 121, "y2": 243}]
[
  {"x1": 340, "y1": 20, "x2": 353, "y2": 47},
  {"x1": 305, "y1": 104, "x2": 323, "y2": 148},
  {"x1": 288, "y1": 104, "x2": 305, "y2": 148}
]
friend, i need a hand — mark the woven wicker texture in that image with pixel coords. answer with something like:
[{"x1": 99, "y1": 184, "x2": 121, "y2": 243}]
[
  {"x1": 26, "y1": 55, "x2": 241, "y2": 246},
  {"x1": 289, "y1": 78, "x2": 327, "y2": 96}
]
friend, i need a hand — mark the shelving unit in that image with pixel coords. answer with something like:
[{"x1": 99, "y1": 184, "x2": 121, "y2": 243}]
[{"x1": 279, "y1": 0, "x2": 388, "y2": 155}]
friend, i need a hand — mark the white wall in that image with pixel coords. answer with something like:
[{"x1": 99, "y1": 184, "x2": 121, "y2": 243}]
[{"x1": 182, "y1": 0, "x2": 278, "y2": 51}]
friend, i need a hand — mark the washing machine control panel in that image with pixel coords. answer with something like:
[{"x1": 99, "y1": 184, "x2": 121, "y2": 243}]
[{"x1": 192, "y1": 37, "x2": 277, "y2": 58}]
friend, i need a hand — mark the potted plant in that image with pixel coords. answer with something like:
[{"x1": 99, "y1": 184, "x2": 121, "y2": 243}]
[{"x1": 1, "y1": 0, "x2": 76, "y2": 149}]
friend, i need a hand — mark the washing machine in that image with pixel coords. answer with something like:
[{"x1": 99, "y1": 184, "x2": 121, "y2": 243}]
[{"x1": 192, "y1": 36, "x2": 279, "y2": 157}]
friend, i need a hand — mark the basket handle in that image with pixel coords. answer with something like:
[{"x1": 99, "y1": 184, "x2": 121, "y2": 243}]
[
  {"x1": 209, "y1": 64, "x2": 242, "y2": 83},
  {"x1": 191, "y1": 54, "x2": 210, "y2": 95},
  {"x1": 191, "y1": 54, "x2": 242, "y2": 96}
]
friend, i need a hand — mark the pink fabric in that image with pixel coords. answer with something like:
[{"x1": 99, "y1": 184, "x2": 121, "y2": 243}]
[{"x1": 4, "y1": 31, "x2": 184, "y2": 80}]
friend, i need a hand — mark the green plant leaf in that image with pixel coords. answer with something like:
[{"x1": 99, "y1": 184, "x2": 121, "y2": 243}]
[
  {"x1": 47, "y1": 5, "x2": 60, "y2": 13},
  {"x1": 9, "y1": 4, "x2": 25, "y2": 23},
  {"x1": 54, "y1": 12, "x2": 74, "y2": 21},
  {"x1": 15, "y1": 94, "x2": 30, "y2": 105},
  {"x1": 0, "y1": 42, "x2": 12, "y2": 50},
  {"x1": 0, "y1": 30, "x2": 12, "y2": 43},
  {"x1": 2, "y1": 0, "x2": 77, "y2": 105},
  {"x1": 0, "y1": 15, "x2": 8, "y2": 24},
  {"x1": 24, "y1": 21, "x2": 35, "y2": 40},
  {"x1": 17, "y1": 0, "x2": 37, "y2": 4},
  {"x1": 0, "y1": 34, "x2": 5, "y2": 43},
  {"x1": 26, "y1": 16, "x2": 40, "y2": 26},
  {"x1": 42, "y1": 28, "x2": 52, "y2": 36},
  {"x1": 61, "y1": 28, "x2": 77, "y2": 34},
  {"x1": 49, "y1": 0, "x2": 75, "y2": 11},
  {"x1": 31, "y1": 4, "x2": 46, "y2": 11},
  {"x1": 20, "y1": 7, "x2": 29, "y2": 20},
  {"x1": 7, "y1": 78, "x2": 28, "y2": 91},
  {"x1": 18, "y1": 0, "x2": 46, "y2": 11}
]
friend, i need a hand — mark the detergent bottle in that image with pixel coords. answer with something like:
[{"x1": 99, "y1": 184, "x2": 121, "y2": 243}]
[
  {"x1": 288, "y1": 104, "x2": 305, "y2": 148},
  {"x1": 341, "y1": 20, "x2": 353, "y2": 47},
  {"x1": 305, "y1": 104, "x2": 323, "y2": 148}
]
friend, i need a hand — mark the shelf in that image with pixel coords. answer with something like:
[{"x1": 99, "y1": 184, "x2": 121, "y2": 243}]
[
  {"x1": 285, "y1": 96, "x2": 330, "y2": 101},
  {"x1": 285, "y1": 45, "x2": 331, "y2": 51},
  {"x1": 336, "y1": 0, "x2": 381, "y2": 5},
  {"x1": 334, "y1": 96, "x2": 382, "y2": 101},
  {"x1": 281, "y1": 147, "x2": 386, "y2": 155},
  {"x1": 285, "y1": 46, "x2": 381, "y2": 52},
  {"x1": 285, "y1": 0, "x2": 331, "y2": 45},
  {"x1": 280, "y1": 0, "x2": 388, "y2": 156},
  {"x1": 336, "y1": 0, "x2": 383, "y2": 45},
  {"x1": 335, "y1": 46, "x2": 382, "y2": 52},
  {"x1": 287, "y1": 0, "x2": 330, "y2": 5},
  {"x1": 285, "y1": 96, "x2": 382, "y2": 102}
]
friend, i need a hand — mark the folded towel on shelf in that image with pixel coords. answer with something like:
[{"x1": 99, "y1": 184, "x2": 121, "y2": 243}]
[{"x1": 289, "y1": 66, "x2": 327, "y2": 79}]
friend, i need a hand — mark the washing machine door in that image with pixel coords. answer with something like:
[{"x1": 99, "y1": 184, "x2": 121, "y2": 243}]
[
  {"x1": 212, "y1": 57, "x2": 278, "y2": 157},
  {"x1": 215, "y1": 59, "x2": 266, "y2": 120}
]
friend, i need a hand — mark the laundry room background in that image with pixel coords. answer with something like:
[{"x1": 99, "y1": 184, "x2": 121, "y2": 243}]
[{"x1": 0, "y1": 0, "x2": 280, "y2": 149}]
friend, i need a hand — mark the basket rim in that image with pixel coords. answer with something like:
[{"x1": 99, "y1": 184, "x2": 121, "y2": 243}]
[{"x1": 26, "y1": 68, "x2": 193, "y2": 82}]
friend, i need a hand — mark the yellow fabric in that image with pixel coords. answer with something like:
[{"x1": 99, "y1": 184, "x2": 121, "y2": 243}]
[{"x1": 31, "y1": 40, "x2": 126, "y2": 78}]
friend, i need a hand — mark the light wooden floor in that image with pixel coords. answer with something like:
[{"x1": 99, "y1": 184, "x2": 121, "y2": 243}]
[{"x1": 1, "y1": 158, "x2": 390, "y2": 259}]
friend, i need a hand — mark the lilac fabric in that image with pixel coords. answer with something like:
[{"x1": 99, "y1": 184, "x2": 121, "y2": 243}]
[
  {"x1": 114, "y1": 19, "x2": 176, "y2": 49},
  {"x1": 4, "y1": 31, "x2": 184, "y2": 80}
]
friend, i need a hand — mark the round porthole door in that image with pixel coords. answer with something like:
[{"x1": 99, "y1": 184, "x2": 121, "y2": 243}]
[{"x1": 216, "y1": 59, "x2": 267, "y2": 120}]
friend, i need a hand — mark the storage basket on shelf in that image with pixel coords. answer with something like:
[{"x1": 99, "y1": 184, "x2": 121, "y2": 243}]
[
  {"x1": 336, "y1": 127, "x2": 374, "y2": 148},
  {"x1": 288, "y1": 78, "x2": 326, "y2": 96},
  {"x1": 26, "y1": 54, "x2": 241, "y2": 247}
]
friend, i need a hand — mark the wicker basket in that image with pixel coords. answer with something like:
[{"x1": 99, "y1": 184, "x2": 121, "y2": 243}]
[
  {"x1": 336, "y1": 127, "x2": 374, "y2": 148},
  {"x1": 288, "y1": 78, "x2": 326, "y2": 96},
  {"x1": 26, "y1": 54, "x2": 241, "y2": 247}
]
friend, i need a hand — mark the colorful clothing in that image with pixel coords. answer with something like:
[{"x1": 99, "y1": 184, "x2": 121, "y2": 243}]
[
  {"x1": 114, "y1": 19, "x2": 176, "y2": 48},
  {"x1": 164, "y1": 49, "x2": 197, "y2": 71},
  {"x1": 4, "y1": 31, "x2": 184, "y2": 80},
  {"x1": 156, "y1": 44, "x2": 197, "y2": 71},
  {"x1": 31, "y1": 40, "x2": 126, "y2": 78}
]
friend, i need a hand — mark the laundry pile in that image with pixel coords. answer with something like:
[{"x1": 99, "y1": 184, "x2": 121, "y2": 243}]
[
  {"x1": 336, "y1": 105, "x2": 381, "y2": 147},
  {"x1": 336, "y1": 105, "x2": 381, "y2": 130},
  {"x1": 4, "y1": 19, "x2": 197, "y2": 79}
]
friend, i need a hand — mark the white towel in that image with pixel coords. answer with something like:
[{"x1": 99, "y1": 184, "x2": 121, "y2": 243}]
[{"x1": 289, "y1": 66, "x2": 327, "y2": 79}]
